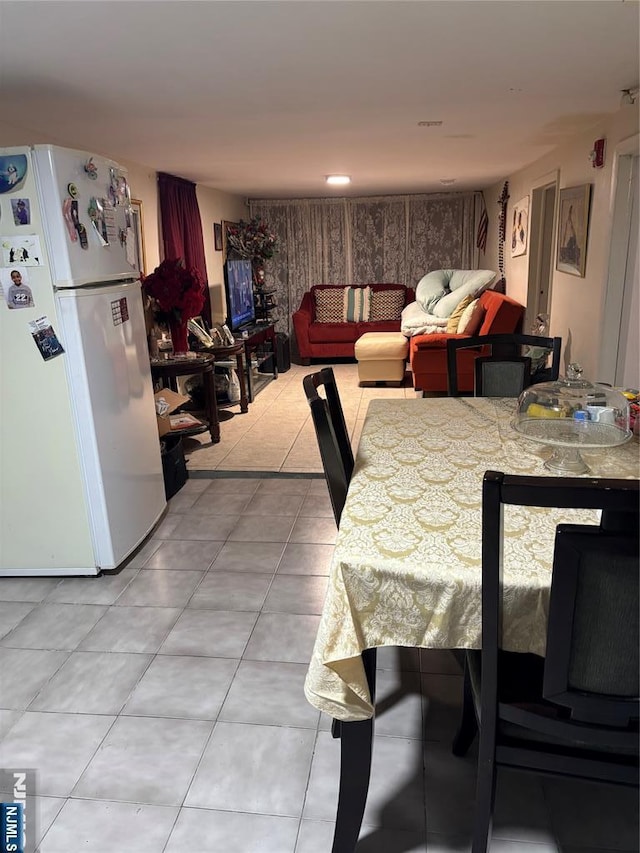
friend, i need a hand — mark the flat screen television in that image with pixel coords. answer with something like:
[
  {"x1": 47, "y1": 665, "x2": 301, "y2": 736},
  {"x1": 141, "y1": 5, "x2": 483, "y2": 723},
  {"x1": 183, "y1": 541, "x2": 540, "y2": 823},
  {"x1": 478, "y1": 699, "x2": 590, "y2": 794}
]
[{"x1": 224, "y1": 259, "x2": 256, "y2": 332}]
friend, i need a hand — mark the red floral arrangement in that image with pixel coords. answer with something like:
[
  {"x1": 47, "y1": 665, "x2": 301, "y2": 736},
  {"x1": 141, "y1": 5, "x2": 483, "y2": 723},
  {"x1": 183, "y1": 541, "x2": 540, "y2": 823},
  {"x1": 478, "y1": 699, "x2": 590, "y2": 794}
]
[
  {"x1": 226, "y1": 216, "x2": 279, "y2": 262},
  {"x1": 142, "y1": 258, "x2": 204, "y2": 324}
]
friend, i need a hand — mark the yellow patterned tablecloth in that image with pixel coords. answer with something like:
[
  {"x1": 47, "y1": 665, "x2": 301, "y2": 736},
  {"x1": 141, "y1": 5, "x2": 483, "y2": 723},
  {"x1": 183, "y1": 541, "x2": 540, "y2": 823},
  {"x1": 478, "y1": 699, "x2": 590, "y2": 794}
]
[{"x1": 304, "y1": 397, "x2": 639, "y2": 721}]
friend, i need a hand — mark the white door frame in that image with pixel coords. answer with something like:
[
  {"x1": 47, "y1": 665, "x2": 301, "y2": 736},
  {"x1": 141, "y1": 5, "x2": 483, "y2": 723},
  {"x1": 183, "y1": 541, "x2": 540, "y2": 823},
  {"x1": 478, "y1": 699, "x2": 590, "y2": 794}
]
[{"x1": 599, "y1": 133, "x2": 639, "y2": 384}]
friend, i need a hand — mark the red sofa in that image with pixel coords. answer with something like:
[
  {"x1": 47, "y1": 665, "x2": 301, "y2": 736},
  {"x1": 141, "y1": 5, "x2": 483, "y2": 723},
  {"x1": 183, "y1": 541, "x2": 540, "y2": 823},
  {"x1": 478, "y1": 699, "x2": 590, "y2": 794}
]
[
  {"x1": 293, "y1": 284, "x2": 414, "y2": 364},
  {"x1": 409, "y1": 290, "x2": 525, "y2": 392}
]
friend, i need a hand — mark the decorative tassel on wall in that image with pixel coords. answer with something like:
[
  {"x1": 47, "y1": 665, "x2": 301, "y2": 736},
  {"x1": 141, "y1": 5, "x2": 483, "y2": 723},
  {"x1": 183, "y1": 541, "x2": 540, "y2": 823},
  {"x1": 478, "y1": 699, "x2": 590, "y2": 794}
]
[
  {"x1": 495, "y1": 181, "x2": 509, "y2": 293},
  {"x1": 476, "y1": 192, "x2": 488, "y2": 255}
]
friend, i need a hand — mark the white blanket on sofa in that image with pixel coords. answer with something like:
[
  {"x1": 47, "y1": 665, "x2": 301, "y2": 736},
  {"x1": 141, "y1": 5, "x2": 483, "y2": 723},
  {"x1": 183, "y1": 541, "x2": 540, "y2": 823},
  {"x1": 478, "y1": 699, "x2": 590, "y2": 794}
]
[{"x1": 400, "y1": 301, "x2": 449, "y2": 336}]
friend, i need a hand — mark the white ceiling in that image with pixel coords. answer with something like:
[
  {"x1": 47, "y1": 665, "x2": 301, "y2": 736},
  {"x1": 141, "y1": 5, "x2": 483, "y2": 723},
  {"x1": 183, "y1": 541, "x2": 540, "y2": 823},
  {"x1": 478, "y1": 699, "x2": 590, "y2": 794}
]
[{"x1": 0, "y1": 1, "x2": 638, "y2": 198}]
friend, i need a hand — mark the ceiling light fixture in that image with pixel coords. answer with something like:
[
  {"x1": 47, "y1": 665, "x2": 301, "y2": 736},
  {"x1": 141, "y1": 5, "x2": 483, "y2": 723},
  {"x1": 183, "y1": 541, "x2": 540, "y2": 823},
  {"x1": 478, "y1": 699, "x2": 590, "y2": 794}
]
[
  {"x1": 326, "y1": 175, "x2": 351, "y2": 186},
  {"x1": 440, "y1": 178, "x2": 456, "y2": 185},
  {"x1": 620, "y1": 87, "x2": 638, "y2": 106},
  {"x1": 418, "y1": 120, "x2": 443, "y2": 127}
]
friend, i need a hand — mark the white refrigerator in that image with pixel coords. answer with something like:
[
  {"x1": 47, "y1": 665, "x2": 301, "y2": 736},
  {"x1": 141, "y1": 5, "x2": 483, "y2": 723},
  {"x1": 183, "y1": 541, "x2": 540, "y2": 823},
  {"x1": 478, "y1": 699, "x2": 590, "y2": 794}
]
[{"x1": 0, "y1": 144, "x2": 166, "y2": 576}]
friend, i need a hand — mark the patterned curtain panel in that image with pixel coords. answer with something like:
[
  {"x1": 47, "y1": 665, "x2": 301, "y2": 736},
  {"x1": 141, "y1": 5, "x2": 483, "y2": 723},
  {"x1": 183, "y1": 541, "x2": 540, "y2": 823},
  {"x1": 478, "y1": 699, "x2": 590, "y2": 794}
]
[
  {"x1": 308, "y1": 201, "x2": 348, "y2": 284},
  {"x1": 249, "y1": 199, "x2": 348, "y2": 336},
  {"x1": 348, "y1": 199, "x2": 406, "y2": 285},
  {"x1": 407, "y1": 193, "x2": 476, "y2": 286},
  {"x1": 250, "y1": 192, "x2": 479, "y2": 343}
]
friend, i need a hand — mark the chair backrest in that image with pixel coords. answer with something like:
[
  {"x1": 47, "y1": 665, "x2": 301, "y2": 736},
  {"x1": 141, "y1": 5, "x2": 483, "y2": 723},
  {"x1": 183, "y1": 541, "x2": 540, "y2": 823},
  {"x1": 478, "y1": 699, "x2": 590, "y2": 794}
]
[
  {"x1": 482, "y1": 471, "x2": 639, "y2": 738},
  {"x1": 303, "y1": 367, "x2": 354, "y2": 525},
  {"x1": 545, "y1": 523, "x2": 639, "y2": 725},
  {"x1": 447, "y1": 334, "x2": 561, "y2": 397},
  {"x1": 475, "y1": 356, "x2": 532, "y2": 397}
]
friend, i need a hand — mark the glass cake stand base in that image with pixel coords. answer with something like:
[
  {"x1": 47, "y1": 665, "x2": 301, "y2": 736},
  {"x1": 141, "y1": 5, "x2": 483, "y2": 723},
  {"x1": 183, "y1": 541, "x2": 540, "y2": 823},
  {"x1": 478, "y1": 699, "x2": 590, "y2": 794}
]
[
  {"x1": 513, "y1": 418, "x2": 632, "y2": 476},
  {"x1": 544, "y1": 446, "x2": 590, "y2": 474}
]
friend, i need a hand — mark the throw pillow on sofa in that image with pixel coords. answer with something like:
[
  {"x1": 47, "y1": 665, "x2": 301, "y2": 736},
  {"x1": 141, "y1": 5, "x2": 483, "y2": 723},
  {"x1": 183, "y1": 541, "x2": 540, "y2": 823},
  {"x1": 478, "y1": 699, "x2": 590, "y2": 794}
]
[
  {"x1": 344, "y1": 286, "x2": 371, "y2": 322},
  {"x1": 432, "y1": 270, "x2": 496, "y2": 318},
  {"x1": 457, "y1": 298, "x2": 486, "y2": 335},
  {"x1": 370, "y1": 288, "x2": 406, "y2": 321},
  {"x1": 415, "y1": 269, "x2": 496, "y2": 317},
  {"x1": 448, "y1": 269, "x2": 495, "y2": 292},
  {"x1": 315, "y1": 288, "x2": 345, "y2": 323},
  {"x1": 446, "y1": 294, "x2": 475, "y2": 333},
  {"x1": 315, "y1": 287, "x2": 371, "y2": 323},
  {"x1": 415, "y1": 270, "x2": 449, "y2": 313}
]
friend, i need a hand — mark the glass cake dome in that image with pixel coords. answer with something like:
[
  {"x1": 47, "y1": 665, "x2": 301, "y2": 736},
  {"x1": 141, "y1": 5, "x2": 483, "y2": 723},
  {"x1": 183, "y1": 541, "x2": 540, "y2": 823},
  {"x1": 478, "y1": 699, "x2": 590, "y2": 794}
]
[{"x1": 512, "y1": 364, "x2": 632, "y2": 474}]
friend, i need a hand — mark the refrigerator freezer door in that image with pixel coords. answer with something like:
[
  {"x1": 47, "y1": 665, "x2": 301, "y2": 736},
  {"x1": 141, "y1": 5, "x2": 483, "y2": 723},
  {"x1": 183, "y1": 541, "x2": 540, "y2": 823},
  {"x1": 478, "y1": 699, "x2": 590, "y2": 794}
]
[
  {"x1": 32, "y1": 145, "x2": 139, "y2": 287},
  {"x1": 56, "y1": 282, "x2": 166, "y2": 567}
]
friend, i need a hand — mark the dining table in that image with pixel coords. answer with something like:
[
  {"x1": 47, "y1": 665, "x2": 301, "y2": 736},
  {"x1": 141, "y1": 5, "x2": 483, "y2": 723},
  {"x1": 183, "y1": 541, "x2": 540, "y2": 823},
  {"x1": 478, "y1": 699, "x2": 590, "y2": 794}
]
[
  {"x1": 306, "y1": 394, "x2": 639, "y2": 853},
  {"x1": 305, "y1": 395, "x2": 640, "y2": 724}
]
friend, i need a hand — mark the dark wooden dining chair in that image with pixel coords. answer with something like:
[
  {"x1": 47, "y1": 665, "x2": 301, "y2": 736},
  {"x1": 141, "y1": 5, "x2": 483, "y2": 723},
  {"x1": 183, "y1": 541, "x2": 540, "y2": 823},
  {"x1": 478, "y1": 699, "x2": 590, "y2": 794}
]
[
  {"x1": 303, "y1": 366, "x2": 354, "y2": 525},
  {"x1": 446, "y1": 333, "x2": 561, "y2": 397},
  {"x1": 303, "y1": 366, "x2": 377, "y2": 853},
  {"x1": 452, "y1": 471, "x2": 639, "y2": 853}
]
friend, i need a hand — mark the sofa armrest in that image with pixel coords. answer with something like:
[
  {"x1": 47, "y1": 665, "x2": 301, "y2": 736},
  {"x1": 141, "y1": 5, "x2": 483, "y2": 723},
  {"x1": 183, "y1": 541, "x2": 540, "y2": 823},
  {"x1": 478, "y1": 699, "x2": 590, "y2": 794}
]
[
  {"x1": 292, "y1": 292, "x2": 315, "y2": 360},
  {"x1": 298, "y1": 290, "x2": 315, "y2": 318},
  {"x1": 478, "y1": 290, "x2": 524, "y2": 334}
]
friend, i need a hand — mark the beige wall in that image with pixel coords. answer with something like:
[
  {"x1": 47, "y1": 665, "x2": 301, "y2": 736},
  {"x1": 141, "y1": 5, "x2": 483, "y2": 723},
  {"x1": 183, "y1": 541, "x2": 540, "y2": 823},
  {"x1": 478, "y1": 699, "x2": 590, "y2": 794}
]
[
  {"x1": 0, "y1": 120, "x2": 246, "y2": 321},
  {"x1": 483, "y1": 104, "x2": 639, "y2": 379},
  {"x1": 118, "y1": 158, "x2": 161, "y2": 274},
  {"x1": 196, "y1": 187, "x2": 247, "y2": 322}
]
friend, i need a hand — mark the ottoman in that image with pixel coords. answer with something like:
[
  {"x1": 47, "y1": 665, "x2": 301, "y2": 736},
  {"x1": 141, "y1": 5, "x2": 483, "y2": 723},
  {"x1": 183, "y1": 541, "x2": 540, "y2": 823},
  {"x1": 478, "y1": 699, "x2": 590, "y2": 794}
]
[{"x1": 355, "y1": 332, "x2": 409, "y2": 386}]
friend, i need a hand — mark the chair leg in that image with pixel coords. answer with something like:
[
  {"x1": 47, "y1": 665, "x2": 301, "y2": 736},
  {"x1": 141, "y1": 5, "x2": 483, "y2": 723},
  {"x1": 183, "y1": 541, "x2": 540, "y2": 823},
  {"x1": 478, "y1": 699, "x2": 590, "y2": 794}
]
[
  {"x1": 331, "y1": 648, "x2": 377, "y2": 853},
  {"x1": 331, "y1": 716, "x2": 375, "y2": 853},
  {"x1": 452, "y1": 657, "x2": 478, "y2": 756},
  {"x1": 362, "y1": 647, "x2": 377, "y2": 700},
  {"x1": 472, "y1": 725, "x2": 497, "y2": 853}
]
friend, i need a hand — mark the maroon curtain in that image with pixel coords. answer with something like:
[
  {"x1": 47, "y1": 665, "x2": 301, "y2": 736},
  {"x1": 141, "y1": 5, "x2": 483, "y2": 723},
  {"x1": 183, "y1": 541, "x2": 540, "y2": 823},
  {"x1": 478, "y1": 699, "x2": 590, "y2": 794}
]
[{"x1": 158, "y1": 172, "x2": 211, "y2": 324}]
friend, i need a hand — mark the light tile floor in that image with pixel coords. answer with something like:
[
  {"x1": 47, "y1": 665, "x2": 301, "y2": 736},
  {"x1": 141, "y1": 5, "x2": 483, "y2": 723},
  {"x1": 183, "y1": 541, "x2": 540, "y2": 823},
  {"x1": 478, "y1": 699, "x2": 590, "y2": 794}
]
[
  {"x1": 182, "y1": 361, "x2": 419, "y2": 474},
  {"x1": 0, "y1": 364, "x2": 637, "y2": 852}
]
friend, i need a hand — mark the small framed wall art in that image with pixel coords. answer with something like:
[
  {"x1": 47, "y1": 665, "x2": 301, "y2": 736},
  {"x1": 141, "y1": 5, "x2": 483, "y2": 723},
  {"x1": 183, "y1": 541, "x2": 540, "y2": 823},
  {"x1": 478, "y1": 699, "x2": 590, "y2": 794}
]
[
  {"x1": 556, "y1": 184, "x2": 591, "y2": 277},
  {"x1": 130, "y1": 199, "x2": 146, "y2": 276},
  {"x1": 510, "y1": 196, "x2": 529, "y2": 257},
  {"x1": 214, "y1": 222, "x2": 223, "y2": 252}
]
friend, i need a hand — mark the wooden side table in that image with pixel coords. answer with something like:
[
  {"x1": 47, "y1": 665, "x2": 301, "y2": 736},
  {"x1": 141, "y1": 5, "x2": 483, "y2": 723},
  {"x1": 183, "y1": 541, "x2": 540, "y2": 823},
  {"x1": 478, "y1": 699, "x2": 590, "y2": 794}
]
[
  {"x1": 150, "y1": 354, "x2": 220, "y2": 444},
  {"x1": 200, "y1": 342, "x2": 249, "y2": 415}
]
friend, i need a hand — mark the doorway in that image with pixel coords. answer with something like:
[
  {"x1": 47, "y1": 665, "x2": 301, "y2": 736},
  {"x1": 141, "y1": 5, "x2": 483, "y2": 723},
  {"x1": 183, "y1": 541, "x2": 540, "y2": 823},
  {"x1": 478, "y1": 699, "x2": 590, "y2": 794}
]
[
  {"x1": 600, "y1": 143, "x2": 639, "y2": 387},
  {"x1": 616, "y1": 155, "x2": 638, "y2": 387},
  {"x1": 525, "y1": 180, "x2": 557, "y2": 333}
]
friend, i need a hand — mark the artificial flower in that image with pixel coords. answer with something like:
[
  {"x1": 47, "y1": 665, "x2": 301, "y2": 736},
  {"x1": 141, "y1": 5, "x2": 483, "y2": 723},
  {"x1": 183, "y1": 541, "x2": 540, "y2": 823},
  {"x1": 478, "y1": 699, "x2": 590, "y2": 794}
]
[
  {"x1": 142, "y1": 258, "x2": 204, "y2": 324},
  {"x1": 226, "y1": 216, "x2": 279, "y2": 262}
]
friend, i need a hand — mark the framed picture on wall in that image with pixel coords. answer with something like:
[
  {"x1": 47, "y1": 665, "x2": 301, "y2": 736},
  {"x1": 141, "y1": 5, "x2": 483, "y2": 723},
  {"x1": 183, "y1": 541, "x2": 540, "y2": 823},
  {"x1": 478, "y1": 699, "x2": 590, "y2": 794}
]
[
  {"x1": 510, "y1": 196, "x2": 529, "y2": 257},
  {"x1": 214, "y1": 222, "x2": 223, "y2": 252},
  {"x1": 130, "y1": 198, "x2": 146, "y2": 276},
  {"x1": 222, "y1": 220, "x2": 238, "y2": 259},
  {"x1": 556, "y1": 184, "x2": 591, "y2": 277}
]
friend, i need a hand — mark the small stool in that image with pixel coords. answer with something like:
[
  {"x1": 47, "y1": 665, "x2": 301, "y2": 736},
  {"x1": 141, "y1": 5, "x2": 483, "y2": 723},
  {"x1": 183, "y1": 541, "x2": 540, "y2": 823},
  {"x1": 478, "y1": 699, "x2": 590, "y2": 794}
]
[{"x1": 355, "y1": 332, "x2": 409, "y2": 386}]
